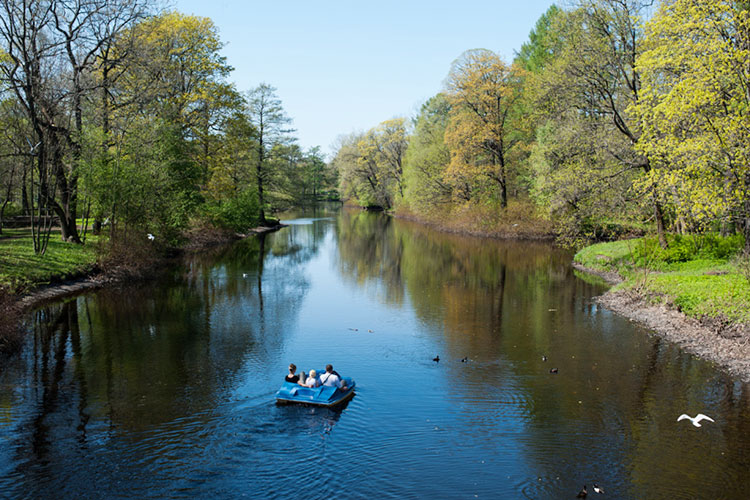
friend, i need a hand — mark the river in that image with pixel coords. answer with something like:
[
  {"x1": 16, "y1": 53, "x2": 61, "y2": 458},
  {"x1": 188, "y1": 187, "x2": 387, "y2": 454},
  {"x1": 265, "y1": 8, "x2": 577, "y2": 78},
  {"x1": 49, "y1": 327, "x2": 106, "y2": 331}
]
[{"x1": 1, "y1": 205, "x2": 749, "y2": 499}]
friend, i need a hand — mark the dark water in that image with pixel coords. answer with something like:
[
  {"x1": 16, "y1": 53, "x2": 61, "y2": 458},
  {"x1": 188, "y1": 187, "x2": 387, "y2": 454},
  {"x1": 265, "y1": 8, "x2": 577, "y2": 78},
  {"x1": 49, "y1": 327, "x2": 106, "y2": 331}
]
[{"x1": 1, "y1": 206, "x2": 749, "y2": 499}]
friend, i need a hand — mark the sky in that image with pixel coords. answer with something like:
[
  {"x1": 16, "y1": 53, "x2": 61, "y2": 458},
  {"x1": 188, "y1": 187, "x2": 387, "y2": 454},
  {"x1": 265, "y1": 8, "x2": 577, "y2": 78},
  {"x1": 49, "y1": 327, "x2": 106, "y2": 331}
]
[{"x1": 173, "y1": 0, "x2": 557, "y2": 156}]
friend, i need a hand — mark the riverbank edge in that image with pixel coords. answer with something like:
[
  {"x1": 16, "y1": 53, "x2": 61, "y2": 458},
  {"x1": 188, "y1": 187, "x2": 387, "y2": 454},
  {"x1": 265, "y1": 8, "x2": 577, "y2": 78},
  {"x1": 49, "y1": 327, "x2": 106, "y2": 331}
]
[
  {"x1": 573, "y1": 262, "x2": 750, "y2": 383},
  {"x1": 390, "y1": 209, "x2": 556, "y2": 241},
  {"x1": 0, "y1": 223, "x2": 286, "y2": 354}
]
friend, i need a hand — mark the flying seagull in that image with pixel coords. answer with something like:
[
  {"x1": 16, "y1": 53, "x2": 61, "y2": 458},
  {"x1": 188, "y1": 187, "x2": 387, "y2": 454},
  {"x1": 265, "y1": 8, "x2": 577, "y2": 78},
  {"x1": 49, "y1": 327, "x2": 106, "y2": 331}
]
[{"x1": 677, "y1": 413, "x2": 715, "y2": 427}]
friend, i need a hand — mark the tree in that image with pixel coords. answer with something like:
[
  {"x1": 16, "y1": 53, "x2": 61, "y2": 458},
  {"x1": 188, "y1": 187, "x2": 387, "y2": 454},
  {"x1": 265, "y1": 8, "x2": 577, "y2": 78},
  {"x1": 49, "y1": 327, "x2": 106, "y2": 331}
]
[
  {"x1": 0, "y1": 0, "x2": 150, "y2": 249},
  {"x1": 403, "y1": 93, "x2": 453, "y2": 212},
  {"x1": 332, "y1": 118, "x2": 408, "y2": 210},
  {"x1": 633, "y1": 0, "x2": 750, "y2": 251},
  {"x1": 516, "y1": 4, "x2": 563, "y2": 74},
  {"x1": 527, "y1": 0, "x2": 668, "y2": 246},
  {"x1": 444, "y1": 49, "x2": 523, "y2": 208},
  {"x1": 246, "y1": 83, "x2": 293, "y2": 225},
  {"x1": 89, "y1": 11, "x2": 240, "y2": 241}
]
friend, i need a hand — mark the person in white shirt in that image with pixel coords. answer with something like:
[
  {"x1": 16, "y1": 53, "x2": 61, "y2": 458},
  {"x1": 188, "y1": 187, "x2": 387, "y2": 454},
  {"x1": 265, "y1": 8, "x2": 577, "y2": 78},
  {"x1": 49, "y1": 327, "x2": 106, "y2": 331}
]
[
  {"x1": 304, "y1": 369, "x2": 321, "y2": 388},
  {"x1": 320, "y1": 364, "x2": 347, "y2": 390}
]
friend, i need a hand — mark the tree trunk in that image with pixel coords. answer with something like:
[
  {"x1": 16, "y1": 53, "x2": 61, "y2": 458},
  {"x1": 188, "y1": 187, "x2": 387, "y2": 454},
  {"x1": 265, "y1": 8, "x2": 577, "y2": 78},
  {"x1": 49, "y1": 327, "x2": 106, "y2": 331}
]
[
  {"x1": 654, "y1": 198, "x2": 668, "y2": 249},
  {"x1": 257, "y1": 129, "x2": 267, "y2": 226}
]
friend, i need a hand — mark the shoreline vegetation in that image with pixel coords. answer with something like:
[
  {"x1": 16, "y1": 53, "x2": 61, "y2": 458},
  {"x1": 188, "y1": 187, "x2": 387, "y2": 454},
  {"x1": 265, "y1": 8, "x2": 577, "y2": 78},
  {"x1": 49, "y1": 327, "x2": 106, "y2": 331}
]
[
  {"x1": 0, "y1": 223, "x2": 285, "y2": 354},
  {"x1": 573, "y1": 238, "x2": 750, "y2": 383},
  {"x1": 392, "y1": 200, "x2": 555, "y2": 240}
]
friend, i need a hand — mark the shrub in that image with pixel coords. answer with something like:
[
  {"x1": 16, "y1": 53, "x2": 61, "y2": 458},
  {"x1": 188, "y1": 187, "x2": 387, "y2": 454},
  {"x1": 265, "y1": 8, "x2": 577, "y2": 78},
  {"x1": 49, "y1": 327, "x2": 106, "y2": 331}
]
[
  {"x1": 204, "y1": 189, "x2": 260, "y2": 232},
  {"x1": 632, "y1": 233, "x2": 744, "y2": 266}
]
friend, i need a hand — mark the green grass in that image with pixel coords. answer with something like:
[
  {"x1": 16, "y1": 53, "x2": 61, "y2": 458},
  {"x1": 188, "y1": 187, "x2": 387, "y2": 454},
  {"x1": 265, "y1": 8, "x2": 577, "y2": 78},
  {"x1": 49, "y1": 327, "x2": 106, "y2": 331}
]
[
  {"x1": 0, "y1": 231, "x2": 102, "y2": 293},
  {"x1": 575, "y1": 234, "x2": 750, "y2": 324},
  {"x1": 574, "y1": 239, "x2": 636, "y2": 271}
]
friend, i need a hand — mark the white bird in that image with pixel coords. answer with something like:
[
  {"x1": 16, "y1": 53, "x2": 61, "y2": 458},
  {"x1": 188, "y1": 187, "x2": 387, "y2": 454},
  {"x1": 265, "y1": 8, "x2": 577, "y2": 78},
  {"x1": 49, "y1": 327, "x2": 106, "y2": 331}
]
[
  {"x1": 147, "y1": 233, "x2": 155, "y2": 241},
  {"x1": 677, "y1": 413, "x2": 715, "y2": 427},
  {"x1": 242, "y1": 273, "x2": 248, "y2": 278}
]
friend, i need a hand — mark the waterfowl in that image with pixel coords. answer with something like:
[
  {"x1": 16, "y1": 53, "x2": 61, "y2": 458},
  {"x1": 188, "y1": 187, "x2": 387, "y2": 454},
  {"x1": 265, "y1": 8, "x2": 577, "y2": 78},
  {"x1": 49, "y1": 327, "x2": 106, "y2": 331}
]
[
  {"x1": 677, "y1": 413, "x2": 714, "y2": 427},
  {"x1": 549, "y1": 368, "x2": 558, "y2": 374},
  {"x1": 433, "y1": 355, "x2": 440, "y2": 362},
  {"x1": 576, "y1": 485, "x2": 587, "y2": 498},
  {"x1": 593, "y1": 484, "x2": 604, "y2": 494},
  {"x1": 542, "y1": 355, "x2": 547, "y2": 362},
  {"x1": 461, "y1": 357, "x2": 468, "y2": 363}
]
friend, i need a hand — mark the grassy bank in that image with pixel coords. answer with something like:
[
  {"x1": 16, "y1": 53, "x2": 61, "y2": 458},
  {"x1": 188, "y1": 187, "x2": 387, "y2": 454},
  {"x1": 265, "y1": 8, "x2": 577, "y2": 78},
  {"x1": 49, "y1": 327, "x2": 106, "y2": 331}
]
[
  {"x1": 574, "y1": 234, "x2": 750, "y2": 324},
  {"x1": 0, "y1": 230, "x2": 102, "y2": 295}
]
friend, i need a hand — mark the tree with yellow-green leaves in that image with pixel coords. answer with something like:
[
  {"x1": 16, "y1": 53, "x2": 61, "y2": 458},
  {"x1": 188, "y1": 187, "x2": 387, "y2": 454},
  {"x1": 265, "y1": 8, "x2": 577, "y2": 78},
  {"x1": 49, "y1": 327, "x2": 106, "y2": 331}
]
[
  {"x1": 633, "y1": 0, "x2": 750, "y2": 251},
  {"x1": 402, "y1": 93, "x2": 453, "y2": 213},
  {"x1": 334, "y1": 118, "x2": 408, "y2": 210},
  {"x1": 444, "y1": 49, "x2": 523, "y2": 209},
  {"x1": 524, "y1": 0, "x2": 670, "y2": 246}
]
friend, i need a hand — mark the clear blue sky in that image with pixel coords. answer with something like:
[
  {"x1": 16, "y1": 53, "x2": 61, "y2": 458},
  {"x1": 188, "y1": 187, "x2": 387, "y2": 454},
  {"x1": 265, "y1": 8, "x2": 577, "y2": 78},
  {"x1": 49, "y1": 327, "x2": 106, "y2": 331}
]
[{"x1": 173, "y1": 0, "x2": 556, "y2": 156}]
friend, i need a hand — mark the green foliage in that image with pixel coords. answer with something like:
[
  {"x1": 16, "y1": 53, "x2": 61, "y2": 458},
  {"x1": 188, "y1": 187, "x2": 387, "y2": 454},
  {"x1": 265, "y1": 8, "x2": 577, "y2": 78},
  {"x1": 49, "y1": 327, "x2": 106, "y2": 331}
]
[
  {"x1": 632, "y1": 234, "x2": 744, "y2": 266},
  {"x1": 1, "y1": 201, "x2": 22, "y2": 217},
  {"x1": 632, "y1": 0, "x2": 750, "y2": 247},
  {"x1": 577, "y1": 235, "x2": 750, "y2": 323},
  {"x1": 516, "y1": 4, "x2": 563, "y2": 73},
  {"x1": 402, "y1": 94, "x2": 452, "y2": 212},
  {"x1": 334, "y1": 119, "x2": 408, "y2": 210},
  {"x1": 204, "y1": 188, "x2": 259, "y2": 232}
]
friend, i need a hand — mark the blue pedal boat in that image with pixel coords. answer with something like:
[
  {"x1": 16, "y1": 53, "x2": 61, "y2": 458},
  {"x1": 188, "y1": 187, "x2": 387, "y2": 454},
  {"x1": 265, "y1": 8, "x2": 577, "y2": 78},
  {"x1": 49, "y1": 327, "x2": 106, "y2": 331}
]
[{"x1": 275, "y1": 375, "x2": 356, "y2": 407}]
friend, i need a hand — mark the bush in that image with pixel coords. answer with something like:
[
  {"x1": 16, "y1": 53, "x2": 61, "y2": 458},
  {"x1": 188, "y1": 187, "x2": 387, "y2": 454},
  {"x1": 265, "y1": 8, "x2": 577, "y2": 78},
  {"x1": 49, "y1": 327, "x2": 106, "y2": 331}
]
[
  {"x1": 632, "y1": 233, "x2": 744, "y2": 266},
  {"x1": 1, "y1": 201, "x2": 23, "y2": 218},
  {"x1": 204, "y1": 189, "x2": 260, "y2": 232}
]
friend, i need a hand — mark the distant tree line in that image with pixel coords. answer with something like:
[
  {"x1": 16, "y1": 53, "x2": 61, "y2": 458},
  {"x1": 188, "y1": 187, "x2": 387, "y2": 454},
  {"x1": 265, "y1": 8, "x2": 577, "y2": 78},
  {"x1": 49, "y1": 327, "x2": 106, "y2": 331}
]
[
  {"x1": 333, "y1": 0, "x2": 750, "y2": 252},
  {"x1": 0, "y1": 1, "x2": 337, "y2": 254}
]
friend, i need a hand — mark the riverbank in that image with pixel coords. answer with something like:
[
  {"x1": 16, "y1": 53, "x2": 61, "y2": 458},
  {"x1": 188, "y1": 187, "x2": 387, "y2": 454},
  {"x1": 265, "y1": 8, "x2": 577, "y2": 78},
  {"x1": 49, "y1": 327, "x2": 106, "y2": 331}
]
[
  {"x1": 574, "y1": 237, "x2": 750, "y2": 383},
  {"x1": 391, "y1": 200, "x2": 555, "y2": 240},
  {"x1": 0, "y1": 223, "x2": 286, "y2": 354}
]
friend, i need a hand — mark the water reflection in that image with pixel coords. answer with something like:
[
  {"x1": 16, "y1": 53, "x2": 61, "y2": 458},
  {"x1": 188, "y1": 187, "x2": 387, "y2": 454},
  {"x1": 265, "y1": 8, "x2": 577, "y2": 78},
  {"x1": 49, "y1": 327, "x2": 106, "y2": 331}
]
[
  {"x1": 334, "y1": 208, "x2": 750, "y2": 499},
  {"x1": 0, "y1": 206, "x2": 748, "y2": 499}
]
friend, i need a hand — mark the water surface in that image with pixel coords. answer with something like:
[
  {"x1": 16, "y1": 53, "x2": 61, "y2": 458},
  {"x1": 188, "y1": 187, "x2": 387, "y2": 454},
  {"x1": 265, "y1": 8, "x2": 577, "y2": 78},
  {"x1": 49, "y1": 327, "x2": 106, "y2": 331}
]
[{"x1": 1, "y1": 206, "x2": 749, "y2": 499}]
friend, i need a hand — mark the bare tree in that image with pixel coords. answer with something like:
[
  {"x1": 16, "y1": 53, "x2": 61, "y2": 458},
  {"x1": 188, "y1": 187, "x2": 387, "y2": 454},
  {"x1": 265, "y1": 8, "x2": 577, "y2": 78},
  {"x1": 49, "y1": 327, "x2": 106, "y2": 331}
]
[{"x1": 0, "y1": 0, "x2": 150, "y2": 250}]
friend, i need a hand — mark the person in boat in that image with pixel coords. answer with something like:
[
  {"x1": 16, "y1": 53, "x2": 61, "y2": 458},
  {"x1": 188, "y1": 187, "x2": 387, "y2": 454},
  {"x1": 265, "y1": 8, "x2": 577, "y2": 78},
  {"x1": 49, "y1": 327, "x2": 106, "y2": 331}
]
[
  {"x1": 320, "y1": 364, "x2": 347, "y2": 390},
  {"x1": 285, "y1": 363, "x2": 306, "y2": 385},
  {"x1": 303, "y1": 369, "x2": 321, "y2": 388}
]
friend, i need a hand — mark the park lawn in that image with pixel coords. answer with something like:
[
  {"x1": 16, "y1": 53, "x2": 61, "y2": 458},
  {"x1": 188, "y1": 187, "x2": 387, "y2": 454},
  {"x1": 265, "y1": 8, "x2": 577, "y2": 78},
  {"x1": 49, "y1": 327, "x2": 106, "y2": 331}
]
[
  {"x1": 575, "y1": 237, "x2": 750, "y2": 324},
  {"x1": 0, "y1": 232, "x2": 101, "y2": 294}
]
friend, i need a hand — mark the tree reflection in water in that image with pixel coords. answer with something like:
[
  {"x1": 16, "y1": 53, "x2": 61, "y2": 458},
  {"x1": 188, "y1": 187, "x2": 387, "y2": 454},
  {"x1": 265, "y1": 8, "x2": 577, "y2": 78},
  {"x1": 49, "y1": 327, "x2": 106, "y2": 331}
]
[{"x1": 1, "y1": 205, "x2": 749, "y2": 499}]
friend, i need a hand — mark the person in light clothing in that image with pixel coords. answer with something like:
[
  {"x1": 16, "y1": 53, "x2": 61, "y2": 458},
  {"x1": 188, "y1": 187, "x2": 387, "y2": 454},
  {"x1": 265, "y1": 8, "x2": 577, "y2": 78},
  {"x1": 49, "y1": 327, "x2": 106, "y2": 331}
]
[
  {"x1": 304, "y1": 369, "x2": 321, "y2": 388},
  {"x1": 320, "y1": 364, "x2": 347, "y2": 390}
]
